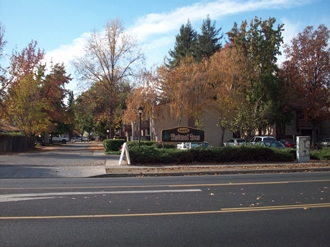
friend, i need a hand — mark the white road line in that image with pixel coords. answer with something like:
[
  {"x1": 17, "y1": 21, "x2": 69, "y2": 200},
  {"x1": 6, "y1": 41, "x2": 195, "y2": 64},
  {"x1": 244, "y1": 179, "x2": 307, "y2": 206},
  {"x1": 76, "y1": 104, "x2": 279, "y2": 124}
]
[{"x1": 0, "y1": 189, "x2": 202, "y2": 202}]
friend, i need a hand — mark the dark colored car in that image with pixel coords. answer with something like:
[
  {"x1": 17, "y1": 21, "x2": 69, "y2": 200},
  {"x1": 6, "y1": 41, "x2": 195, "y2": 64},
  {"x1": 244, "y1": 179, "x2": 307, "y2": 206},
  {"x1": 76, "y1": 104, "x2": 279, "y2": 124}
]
[{"x1": 279, "y1": 139, "x2": 296, "y2": 148}]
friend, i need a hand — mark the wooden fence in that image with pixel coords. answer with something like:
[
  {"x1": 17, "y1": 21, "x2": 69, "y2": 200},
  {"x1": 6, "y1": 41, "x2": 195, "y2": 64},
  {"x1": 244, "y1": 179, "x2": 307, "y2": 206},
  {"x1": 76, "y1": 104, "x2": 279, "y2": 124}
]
[{"x1": 0, "y1": 135, "x2": 36, "y2": 152}]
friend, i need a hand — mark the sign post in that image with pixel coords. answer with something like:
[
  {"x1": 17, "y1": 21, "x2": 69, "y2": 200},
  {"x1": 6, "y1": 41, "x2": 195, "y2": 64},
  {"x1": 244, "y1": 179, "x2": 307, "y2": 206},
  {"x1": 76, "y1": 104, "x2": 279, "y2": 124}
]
[{"x1": 119, "y1": 142, "x2": 131, "y2": 165}]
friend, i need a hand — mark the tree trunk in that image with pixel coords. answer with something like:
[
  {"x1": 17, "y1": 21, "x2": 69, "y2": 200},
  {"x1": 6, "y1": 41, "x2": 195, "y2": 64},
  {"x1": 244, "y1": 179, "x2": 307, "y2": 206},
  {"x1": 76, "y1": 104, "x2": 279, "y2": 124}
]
[
  {"x1": 311, "y1": 121, "x2": 317, "y2": 148},
  {"x1": 219, "y1": 126, "x2": 225, "y2": 147}
]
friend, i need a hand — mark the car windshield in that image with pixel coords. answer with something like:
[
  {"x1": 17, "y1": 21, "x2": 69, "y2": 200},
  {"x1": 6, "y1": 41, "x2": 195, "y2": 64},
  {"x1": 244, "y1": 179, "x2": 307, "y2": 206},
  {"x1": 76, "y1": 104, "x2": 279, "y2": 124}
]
[
  {"x1": 264, "y1": 137, "x2": 276, "y2": 141},
  {"x1": 237, "y1": 139, "x2": 245, "y2": 143},
  {"x1": 265, "y1": 141, "x2": 283, "y2": 147}
]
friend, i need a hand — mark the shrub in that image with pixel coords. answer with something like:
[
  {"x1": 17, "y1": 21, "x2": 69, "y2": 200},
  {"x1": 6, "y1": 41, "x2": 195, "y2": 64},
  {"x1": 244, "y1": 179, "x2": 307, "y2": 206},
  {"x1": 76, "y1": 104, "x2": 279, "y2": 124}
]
[
  {"x1": 153, "y1": 142, "x2": 176, "y2": 149},
  {"x1": 127, "y1": 141, "x2": 158, "y2": 148},
  {"x1": 311, "y1": 148, "x2": 330, "y2": 160},
  {"x1": 103, "y1": 139, "x2": 125, "y2": 152}
]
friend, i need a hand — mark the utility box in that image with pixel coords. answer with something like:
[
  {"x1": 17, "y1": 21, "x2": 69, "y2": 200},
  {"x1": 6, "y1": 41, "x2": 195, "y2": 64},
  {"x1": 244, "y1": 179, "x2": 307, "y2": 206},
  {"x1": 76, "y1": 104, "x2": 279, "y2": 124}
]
[{"x1": 296, "y1": 136, "x2": 310, "y2": 163}]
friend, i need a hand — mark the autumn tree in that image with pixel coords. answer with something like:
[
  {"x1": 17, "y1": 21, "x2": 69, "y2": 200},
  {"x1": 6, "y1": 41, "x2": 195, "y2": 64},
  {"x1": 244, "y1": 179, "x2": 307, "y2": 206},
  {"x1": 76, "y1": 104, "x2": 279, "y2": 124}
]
[
  {"x1": 71, "y1": 18, "x2": 145, "y2": 137},
  {"x1": 5, "y1": 41, "x2": 72, "y2": 136},
  {"x1": 6, "y1": 73, "x2": 50, "y2": 136},
  {"x1": 3, "y1": 40, "x2": 45, "y2": 135},
  {"x1": 9, "y1": 40, "x2": 45, "y2": 84},
  {"x1": 205, "y1": 46, "x2": 255, "y2": 144},
  {"x1": 158, "y1": 56, "x2": 209, "y2": 127},
  {"x1": 282, "y1": 24, "x2": 330, "y2": 146},
  {"x1": 122, "y1": 68, "x2": 162, "y2": 140}
]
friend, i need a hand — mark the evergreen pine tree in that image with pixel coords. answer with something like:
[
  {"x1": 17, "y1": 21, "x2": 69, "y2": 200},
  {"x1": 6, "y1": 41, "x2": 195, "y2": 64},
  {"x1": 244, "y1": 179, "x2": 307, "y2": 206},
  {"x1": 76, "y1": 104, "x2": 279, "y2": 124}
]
[
  {"x1": 195, "y1": 15, "x2": 223, "y2": 61},
  {"x1": 168, "y1": 20, "x2": 197, "y2": 67}
]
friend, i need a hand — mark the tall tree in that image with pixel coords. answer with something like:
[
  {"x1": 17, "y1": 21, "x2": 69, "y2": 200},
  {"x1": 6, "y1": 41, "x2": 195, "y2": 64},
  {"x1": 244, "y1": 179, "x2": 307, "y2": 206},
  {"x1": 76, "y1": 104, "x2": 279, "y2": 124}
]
[
  {"x1": 122, "y1": 68, "x2": 163, "y2": 140},
  {"x1": 9, "y1": 40, "x2": 45, "y2": 84},
  {"x1": 159, "y1": 56, "x2": 209, "y2": 127},
  {"x1": 168, "y1": 20, "x2": 197, "y2": 67},
  {"x1": 4, "y1": 40, "x2": 46, "y2": 135},
  {"x1": 0, "y1": 22, "x2": 7, "y2": 116},
  {"x1": 226, "y1": 17, "x2": 285, "y2": 134},
  {"x1": 42, "y1": 62, "x2": 73, "y2": 135},
  {"x1": 71, "y1": 18, "x2": 144, "y2": 136},
  {"x1": 282, "y1": 24, "x2": 330, "y2": 146},
  {"x1": 6, "y1": 73, "x2": 50, "y2": 136},
  {"x1": 73, "y1": 92, "x2": 95, "y2": 138},
  {"x1": 195, "y1": 15, "x2": 222, "y2": 61},
  {"x1": 5, "y1": 40, "x2": 73, "y2": 136},
  {"x1": 205, "y1": 46, "x2": 255, "y2": 143}
]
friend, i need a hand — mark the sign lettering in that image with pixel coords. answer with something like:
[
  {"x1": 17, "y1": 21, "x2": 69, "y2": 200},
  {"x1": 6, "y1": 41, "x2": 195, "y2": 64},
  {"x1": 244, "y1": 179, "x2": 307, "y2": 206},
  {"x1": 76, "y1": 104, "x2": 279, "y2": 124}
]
[{"x1": 161, "y1": 127, "x2": 205, "y2": 142}]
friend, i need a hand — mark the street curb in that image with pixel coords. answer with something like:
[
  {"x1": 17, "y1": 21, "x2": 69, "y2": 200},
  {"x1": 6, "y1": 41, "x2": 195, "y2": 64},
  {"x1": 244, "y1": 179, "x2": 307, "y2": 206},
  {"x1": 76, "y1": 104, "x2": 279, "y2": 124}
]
[{"x1": 100, "y1": 164, "x2": 330, "y2": 177}]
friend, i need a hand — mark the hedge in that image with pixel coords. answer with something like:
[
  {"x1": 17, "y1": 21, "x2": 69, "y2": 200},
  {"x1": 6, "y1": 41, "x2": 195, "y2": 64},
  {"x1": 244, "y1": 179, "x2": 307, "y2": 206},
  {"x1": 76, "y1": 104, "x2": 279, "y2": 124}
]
[
  {"x1": 103, "y1": 139, "x2": 126, "y2": 152},
  {"x1": 127, "y1": 145, "x2": 296, "y2": 165}
]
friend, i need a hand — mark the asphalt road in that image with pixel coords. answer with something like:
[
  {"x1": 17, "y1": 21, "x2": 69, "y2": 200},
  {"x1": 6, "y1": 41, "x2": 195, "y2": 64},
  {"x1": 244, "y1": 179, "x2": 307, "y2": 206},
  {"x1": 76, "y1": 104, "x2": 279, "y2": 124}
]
[
  {"x1": 0, "y1": 143, "x2": 110, "y2": 178},
  {"x1": 1, "y1": 173, "x2": 329, "y2": 246},
  {"x1": 0, "y1": 143, "x2": 106, "y2": 166}
]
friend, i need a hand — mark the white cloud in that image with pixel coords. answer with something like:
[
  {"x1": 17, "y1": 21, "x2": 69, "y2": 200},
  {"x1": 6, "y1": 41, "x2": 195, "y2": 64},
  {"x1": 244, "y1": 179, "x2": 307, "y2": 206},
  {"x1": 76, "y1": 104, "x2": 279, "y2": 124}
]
[
  {"x1": 43, "y1": 0, "x2": 314, "y2": 88},
  {"x1": 43, "y1": 33, "x2": 90, "y2": 92},
  {"x1": 277, "y1": 17, "x2": 302, "y2": 65},
  {"x1": 130, "y1": 0, "x2": 310, "y2": 42},
  {"x1": 128, "y1": 0, "x2": 312, "y2": 66},
  {"x1": 44, "y1": 33, "x2": 89, "y2": 68}
]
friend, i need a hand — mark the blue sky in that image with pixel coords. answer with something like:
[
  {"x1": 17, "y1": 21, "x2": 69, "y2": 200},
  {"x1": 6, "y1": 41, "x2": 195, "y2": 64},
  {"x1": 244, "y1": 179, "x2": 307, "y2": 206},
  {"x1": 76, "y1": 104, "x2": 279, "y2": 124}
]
[{"x1": 1, "y1": 0, "x2": 329, "y2": 92}]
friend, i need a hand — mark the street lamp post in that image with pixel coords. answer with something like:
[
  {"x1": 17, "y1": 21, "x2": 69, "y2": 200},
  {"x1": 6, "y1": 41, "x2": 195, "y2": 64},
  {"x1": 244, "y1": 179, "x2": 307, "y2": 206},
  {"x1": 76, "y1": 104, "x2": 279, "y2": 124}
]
[
  {"x1": 107, "y1": 129, "x2": 109, "y2": 139},
  {"x1": 138, "y1": 106, "x2": 143, "y2": 150}
]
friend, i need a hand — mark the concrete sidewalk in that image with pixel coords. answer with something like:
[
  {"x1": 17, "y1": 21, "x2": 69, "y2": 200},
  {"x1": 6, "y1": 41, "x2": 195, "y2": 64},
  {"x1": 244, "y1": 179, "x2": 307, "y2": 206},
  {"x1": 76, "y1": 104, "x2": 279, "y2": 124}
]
[
  {"x1": 0, "y1": 145, "x2": 108, "y2": 178},
  {"x1": 0, "y1": 165, "x2": 107, "y2": 178}
]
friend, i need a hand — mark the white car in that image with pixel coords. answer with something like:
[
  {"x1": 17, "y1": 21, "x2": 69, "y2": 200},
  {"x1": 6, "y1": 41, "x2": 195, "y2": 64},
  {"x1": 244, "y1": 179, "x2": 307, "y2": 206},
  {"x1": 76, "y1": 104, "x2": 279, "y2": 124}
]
[
  {"x1": 250, "y1": 136, "x2": 276, "y2": 145},
  {"x1": 315, "y1": 138, "x2": 330, "y2": 149},
  {"x1": 51, "y1": 135, "x2": 70, "y2": 144},
  {"x1": 177, "y1": 142, "x2": 209, "y2": 150},
  {"x1": 224, "y1": 138, "x2": 246, "y2": 147}
]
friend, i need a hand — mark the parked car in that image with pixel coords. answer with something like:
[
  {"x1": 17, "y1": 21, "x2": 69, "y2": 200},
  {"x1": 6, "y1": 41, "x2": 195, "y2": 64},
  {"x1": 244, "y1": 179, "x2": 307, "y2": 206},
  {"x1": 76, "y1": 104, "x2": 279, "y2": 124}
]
[
  {"x1": 177, "y1": 142, "x2": 209, "y2": 150},
  {"x1": 255, "y1": 141, "x2": 286, "y2": 149},
  {"x1": 279, "y1": 139, "x2": 296, "y2": 148},
  {"x1": 315, "y1": 138, "x2": 330, "y2": 149},
  {"x1": 250, "y1": 136, "x2": 276, "y2": 145},
  {"x1": 224, "y1": 138, "x2": 246, "y2": 147},
  {"x1": 51, "y1": 135, "x2": 69, "y2": 144}
]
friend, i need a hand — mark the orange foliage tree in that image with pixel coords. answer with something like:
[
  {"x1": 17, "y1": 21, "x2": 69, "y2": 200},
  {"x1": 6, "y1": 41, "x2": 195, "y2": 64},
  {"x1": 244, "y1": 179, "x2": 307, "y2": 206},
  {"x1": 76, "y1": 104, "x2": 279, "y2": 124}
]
[
  {"x1": 122, "y1": 69, "x2": 160, "y2": 140},
  {"x1": 205, "y1": 46, "x2": 256, "y2": 143},
  {"x1": 282, "y1": 24, "x2": 330, "y2": 145},
  {"x1": 158, "y1": 56, "x2": 209, "y2": 128},
  {"x1": 5, "y1": 40, "x2": 72, "y2": 136}
]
